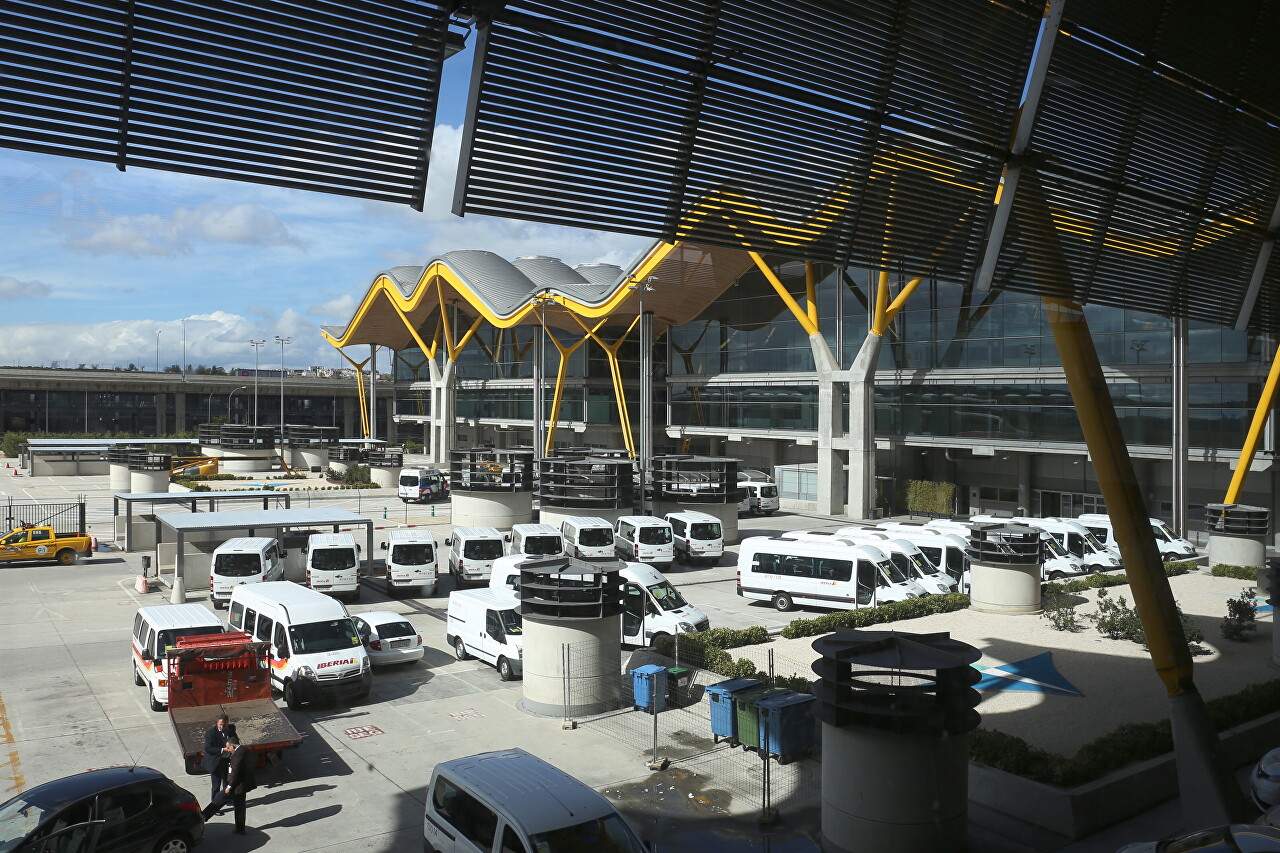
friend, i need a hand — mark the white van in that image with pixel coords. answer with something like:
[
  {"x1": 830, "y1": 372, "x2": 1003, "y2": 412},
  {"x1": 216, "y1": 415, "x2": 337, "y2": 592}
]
[
  {"x1": 776, "y1": 531, "x2": 931, "y2": 598},
  {"x1": 445, "y1": 526, "x2": 505, "y2": 587},
  {"x1": 1076, "y1": 513, "x2": 1199, "y2": 562},
  {"x1": 873, "y1": 524, "x2": 972, "y2": 591},
  {"x1": 208, "y1": 537, "x2": 286, "y2": 608},
  {"x1": 614, "y1": 515, "x2": 674, "y2": 569},
  {"x1": 739, "y1": 481, "x2": 780, "y2": 515},
  {"x1": 665, "y1": 511, "x2": 724, "y2": 566},
  {"x1": 131, "y1": 603, "x2": 225, "y2": 711},
  {"x1": 737, "y1": 537, "x2": 920, "y2": 612},
  {"x1": 423, "y1": 748, "x2": 647, "y2": 853},
  {"x1": 829, "y1": 528, "x2": 956, "y2": 594},
  {"x1": 972, "y1": 515, "x2": 1119, "y2": 572},
  {"x1": 306, "y1": 532, "x2": 362, "y2": 601},
  {"x1": 899, "y1": 519, "x2": 1090, "y2": 581},
  {"x1": 398, "y1": 467, "x2": 448, "y2": 503},
  {"x1": 490, "y1": 559, "x2": 710, "y2": 646},
  {"x1": 505, "y1": 523, "x2": 565, "y2": 559},
  {"x1": 446, "y1": 588, "x2": 524, "y2": 681},
  {"x1": 559, "y1": 516, "x2": 616, "y2": 559},
  {"x1": 383, "y1": 528, "x2": 438, "y2": 596},
  {"x1": 228, "y1": 581, "x2": 371, "y2": 709}
]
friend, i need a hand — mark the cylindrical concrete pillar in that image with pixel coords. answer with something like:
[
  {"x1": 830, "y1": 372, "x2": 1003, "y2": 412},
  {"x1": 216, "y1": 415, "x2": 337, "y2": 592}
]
[
  {"x1": 291, "y1": 448, "x2": 326, "y2": 473},
  {"x1": 966, "y1": 523, "x2": 1043, "y2": 614},
  {"x1": 327, "y1": 460, "x2": 350, "y2": 477},
  {"x1": 130, "y1": 470, "x2": 170, "y2": 494},
  {"x1": 520, "y1": 616, "x2": 622, "y2": 716},
  {"x1": 109, "y1": 463, "x2": 131, "y2": 492},
  {"x1": 538, "y1": 506, "x2": 631, "y2": 532},
  {"x1": 452, "y1": 492, "x2": 534, "y2": 529},
  {"x1": 368, "y1": 466, "x2": 397, "y2": 488},
  {"x1": 1206, "y1": 534, "x2": 1266, "y2": 569},
  {"x1": 822, "y1": 725, "x2": 969, "y2": 853},
  {"x1": 217, "y1": 450, "x2": 272, "y2": 473}
]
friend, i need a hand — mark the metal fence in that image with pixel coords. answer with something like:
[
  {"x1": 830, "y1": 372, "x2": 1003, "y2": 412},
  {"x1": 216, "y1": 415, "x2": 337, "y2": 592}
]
[
  {"x1": 0, "y1": 498, "x2": 87, "y2": 535},
  {"x1": 562, "y1": 640, "x2": 820, "y2": 820}
]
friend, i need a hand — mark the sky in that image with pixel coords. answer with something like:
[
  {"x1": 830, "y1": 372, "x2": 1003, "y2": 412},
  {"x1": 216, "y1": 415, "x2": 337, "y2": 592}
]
[{"x1": 0, "y1": 45, "x2": 651, "y2": 372}]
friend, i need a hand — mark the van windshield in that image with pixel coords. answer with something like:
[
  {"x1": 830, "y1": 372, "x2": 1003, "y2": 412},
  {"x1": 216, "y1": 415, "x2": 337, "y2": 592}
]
[
  {"x1": 288, "y1": 619, "x2": 360, "y2": 654},
  {"x1": 391, "y1": 544, "x2": 434, "y2": 565},
  {"x1": 530, "y1": 813, "x2": 647, "y2": 853},
  {"x1": 524, "y1": 535, "x2": 563, "y2": 556},
  {"x1": 213, "y1": 553, "x2": 263, "y2": 577},
  {"x1": 1044, "y1": 536, "x2": 1069, "y2": 558},
  {"x1": 499, "y1": 609, "x2": 522, "y2": 635},
  {"x1": 639, "y1": 527, "x2": 671, "y2": 545},
  {"x1": 578, "y1": 528, "x2": 614, "y2": 547},
  {"x1": 157, "y1": 625, "x2": 224, "y2": 654},
  {"x1": 463, "y1": 540, "x2": 503, "y2": 560},
  {"x1": 911, "y1": 553, "x2": 942, "y2": 577},
  {"x1": 311, "y1": 548, "x2": 356, "y2": 570},
  {"x1": 648, "y1": 581, "x2": 687, "y2": 611},
  {"x1": 881, "y1": 557, "x2": 910, "y2": 585},
  {"x1": 1151, "y1": 521, "x2": 1177, "y2": 542},
  {"x1": 690, "y1": 523, "x2": 721, "y2": 540}
]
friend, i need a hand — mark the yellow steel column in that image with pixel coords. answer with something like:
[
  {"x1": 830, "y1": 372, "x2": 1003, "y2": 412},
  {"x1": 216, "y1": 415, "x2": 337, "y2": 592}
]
[
  {"x1": 1224, "y1": 341, "x2": 1280, "y2": 504},
  {"x1": 572, "y1": 315, "x2": 641, "y2": 455},
  {"x1": 543, "y1": 326, "x2": 594, "y2": 455},
  {"x1": 748, "y1": 251, "x2": 819, "y2": 336},
  {"x1": 804, "y1": 261, "x2": 819, "y2": 328}
]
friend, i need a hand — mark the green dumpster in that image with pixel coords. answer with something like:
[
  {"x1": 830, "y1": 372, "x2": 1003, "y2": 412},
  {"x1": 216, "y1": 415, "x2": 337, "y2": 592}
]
[{"x1": 734, "y1": 686, "x2": 787, "y2": 750}]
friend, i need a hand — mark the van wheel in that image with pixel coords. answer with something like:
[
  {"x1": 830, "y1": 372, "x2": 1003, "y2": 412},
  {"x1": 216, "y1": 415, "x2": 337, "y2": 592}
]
[
  {"x1": 772, "y1": 592, "x2": 794, "y2": 612},
  {"x1": 284, "y1": 680, "x2": 303, "y2": 710},
  {"x1": 498, "y1": 657, "x2": 514, "y2": 681},
  {"x1": 55, "y1": 548, "x2": 76, "y2": 565},
  {"x1": 149, "y1": 691, "x2": 165, "y2": 712},
  {"x1": 649, "y1": 632, "x2": 670, "y2": 648},
  {"x1": 401, "y1": 498, "x2": 409, "y2": 503},
  {"x1": 454, "y1": 637, "x2": 470, "y2": 661},
  {"x1": 134, "y1": 665, "x2": 144, "y2": 686},
  {"x1": 348, "y1": 588, "x2": 360, "y2": 603},
  {"x1": 1048, "y1": 571, "x2": 1065, "y2": 580}
]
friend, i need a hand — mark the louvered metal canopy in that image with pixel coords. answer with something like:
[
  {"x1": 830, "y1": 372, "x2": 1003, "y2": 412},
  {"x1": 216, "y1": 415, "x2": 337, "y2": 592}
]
[{"x1": 2, "y1": 0, "x2": 453, "y2": 207}]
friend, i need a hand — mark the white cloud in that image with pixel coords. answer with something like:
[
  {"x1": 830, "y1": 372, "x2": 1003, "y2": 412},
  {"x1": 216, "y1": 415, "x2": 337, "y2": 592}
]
[
  {"x1": 306, "y1": 294, "x2": 358, "y2": 321},
  {"x1": 0, "y1": 275, "x2": 52, "y2": 301},
  {"x1": 63, "y1": 202, "x2": 303, "y2": 256}
]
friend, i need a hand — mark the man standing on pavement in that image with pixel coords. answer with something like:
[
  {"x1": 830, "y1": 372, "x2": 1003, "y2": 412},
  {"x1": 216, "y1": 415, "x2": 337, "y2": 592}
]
[
  {"x1": 202, "y1": 736, "x2": 256, "y2": 834},
  {"x1": 200, "y1": 713, "x2": 230, "y2": 803}
]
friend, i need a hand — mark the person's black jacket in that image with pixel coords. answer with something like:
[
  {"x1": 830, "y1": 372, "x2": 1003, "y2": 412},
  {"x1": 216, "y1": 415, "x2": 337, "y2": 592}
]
[
  {"x1": 200, "y1": 726, "x2": 228, "y2": 775},
  {"x1": 225, "y1": 746, "x2": 257, "y2": 795}
]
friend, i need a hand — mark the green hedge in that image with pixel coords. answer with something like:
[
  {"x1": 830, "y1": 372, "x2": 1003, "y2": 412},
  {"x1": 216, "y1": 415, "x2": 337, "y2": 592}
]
[
  {"x1": 905, "y1": 480, "x2": 954, "y2": 516},
  {"x1": 972, "y1": 679, "x2": 1280, "y2": 786},
  {"x1": 1212, "y1": 564, "x2": 1260, "y2": 580},
  {"x1": 1041, "y1": 561, "x2": 1197, "y2": 597},
  {"x1": 652, "y1": 627, "x2": 771, "y2": 680},
  {"x1": 780, "y1": 593, "x2": 971, "y2": 639}
]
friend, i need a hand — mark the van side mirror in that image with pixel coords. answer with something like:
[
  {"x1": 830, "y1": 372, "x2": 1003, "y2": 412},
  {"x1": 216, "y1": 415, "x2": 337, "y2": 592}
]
[
  {"x1": 503, "y1": 534, "x2": 511, "y2": 542},
  {"x1": 356, "y1": 544, "x2": 362, "y2": 553},
  {"x1": 141, "y1": 650, "x2": 153, "y2": 661},
  {"x1": 380, "y1": 542, "x2": 387, "y2": 551},
  {"x1": 444, "y1": 538, "x2": 453, "y2": 546}
]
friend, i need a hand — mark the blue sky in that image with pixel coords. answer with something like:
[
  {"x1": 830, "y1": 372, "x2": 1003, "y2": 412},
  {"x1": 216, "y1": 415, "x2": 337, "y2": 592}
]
[{"x1": 0, "y1": 48, "x2": 649, "y2": 371}]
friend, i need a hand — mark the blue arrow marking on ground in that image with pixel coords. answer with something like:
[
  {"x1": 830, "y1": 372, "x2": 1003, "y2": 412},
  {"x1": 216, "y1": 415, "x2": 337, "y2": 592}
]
[
  {"x1": 973, "y1": 652, "x2": 1083, "y2": 697},
  {"x1": 1207, "y1": 592, "x2": 1272, "y2": 614}
]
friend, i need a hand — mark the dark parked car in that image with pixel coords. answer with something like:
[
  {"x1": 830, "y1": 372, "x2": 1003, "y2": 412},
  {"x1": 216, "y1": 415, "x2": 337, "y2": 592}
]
[{"x1": 0, "y1": 766, "x2": 203, "y2": 853}]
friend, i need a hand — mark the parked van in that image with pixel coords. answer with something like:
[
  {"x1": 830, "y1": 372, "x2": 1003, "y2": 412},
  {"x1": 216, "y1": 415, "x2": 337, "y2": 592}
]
[
  {"x1": 665, "y1": 510, "x2": 724, "y2": 566},
  {"x1": 445, "y1": 526, "x2": 505, "y2": 587},
  {"x1": 209, "y1": 537, "x2": 286, "y2": 608},
  {"x1": 398, "y1": 467, "x2": 448, "y2": 503},
  {"x1": 972, "y1": 515, "x2": 1119, "y2": 572},
  {"x1": 423, "y1": 748, "x2": 647, "y2": 853},
  {"x1": 228, "y1": 581, "x2": 371, "y2": 709},
  {"x1": 131, "y1": 603, "x2": 225, "y2": 711},
  {"x1": 1076, "y1": 513, "x2": 1199, "y2": 562},
  {"x1": 738, "y1": 481, "x2": 780, "y2": 515},
  {"x1": 874, "y1": 525, "x2": 972, "y2": 592},
  {"x1": 446, "y1": 588, "x2": 523, "y2": 681},
  {"x1": 306, "y1": 532, "x2": 362, "y2": 601},
  {"x1": 383, "y1": 529, "x2": 438, "y2": 596},
  {"x1": 776, "y1": 531, "x2": 930, "y2": 597},
  {"x1": 490, "y1": 559, "x2": 710, "y2": 646},
  {"x1": 505, "y1": 523, "x2": 565, "y2": 559},
  {"x1": 736, "y1": 537, "x2": 920, "y2": 612},
  {"x1": 830, "y1": 528, "x2": 956, "y2": 594},
  {"x1": 899, "y1": 519, "x2": 1090, "y2": 581},
  {"x1": 559, "y1": 516, "x2": 616, "y2": 559},
  {"x1": 614, "y1": 516, "x2": 674, "y2": 569}
]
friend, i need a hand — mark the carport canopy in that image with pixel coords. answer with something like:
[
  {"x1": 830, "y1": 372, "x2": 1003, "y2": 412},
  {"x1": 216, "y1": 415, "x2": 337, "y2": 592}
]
[
  {"x1": 113, "y1": 490, "x2": 293, "y2": 552},
  {"x1": 156, "y1": 507, "x2": 375, "y2": 587}
]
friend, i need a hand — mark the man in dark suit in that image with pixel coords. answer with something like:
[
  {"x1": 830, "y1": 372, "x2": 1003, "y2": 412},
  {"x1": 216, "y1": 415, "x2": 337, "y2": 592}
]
[
  {"x1": 202, "y1": 736, "x2": 256, "y2": 834},
  {"x1": 200, "y1": 713, "x2": 230, "y2": 803}
]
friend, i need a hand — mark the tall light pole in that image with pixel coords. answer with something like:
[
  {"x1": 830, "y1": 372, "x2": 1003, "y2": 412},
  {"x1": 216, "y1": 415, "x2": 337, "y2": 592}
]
[
  {"x1": 181, "y1": 318, "x2": 187, "y2": 381},
  {"x1": 155, "y1": 329, "x2": 162, "y2": 373},
  {"x1": 275, "y1": 336, "x2": 291, "y2": 430},
  {"x1": 228, "y1": 386, "x2": 247, "y2": 424},
  {"x1": 630, "y1": 276, "x2": 656, "y2": 514},
  {"x1": 248, "y1": 339, "x2": 265, "y2": 426}
]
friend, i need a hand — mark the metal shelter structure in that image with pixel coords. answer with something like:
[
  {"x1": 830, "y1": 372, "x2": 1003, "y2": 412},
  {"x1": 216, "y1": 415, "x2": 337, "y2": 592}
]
[{"x1": 112, "y1": 490, "x2": 293, "y2": 552}]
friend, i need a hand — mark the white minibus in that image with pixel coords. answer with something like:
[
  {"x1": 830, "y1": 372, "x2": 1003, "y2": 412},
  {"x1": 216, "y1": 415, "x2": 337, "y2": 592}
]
[
  {"x1": 505, "y1": 523, "x2": 565, "y2": 559},
  {"x1": 398, "y1": 467, "x2": 448, "y2": 503},
  {"x1": 208, "y1": 537, "x2": 286, "y2": 608},
  {"x1": 560, "y1": 516, "x2": 616, "y2": 559},
  {"x1": 131, "y1": 603, "x2": 225, "y2": 711},
  {"x1": 1076, "y1": 513, "x2": 1198, "y2": 562},
  {"x1": 445, "y1": 526, "x2": 505, "y2": 587},
  {"x1": 614, "y1": 516, "x2": 674, "y2": 569},
  {"x1": 972, "y1": 515, "x2": 1119, "y2": 572},
  {"x1": 228, "y1": 581, "x2": 372, "y2": 709},
  {"x1": 829, "y1": 528, "x2": 956, "y2": 594},
  {"x1": 665, "y1": 510, "x2": 724, "y2": 566},
  {"x1": 306, "y1": 532, "x2": 362, "y2": 601},
  {"x1": 383, "y1": 528, "x2": 438, "y2": 596},
  {"x1": 446, "y1": 588, "x2": 523, "y2": 682},
  {"x1": 736, "y1": 537, "x2": 919, "y2": 612},
  {"x1": 738, "y1": 481, "x2": 780, "y2": 515}
]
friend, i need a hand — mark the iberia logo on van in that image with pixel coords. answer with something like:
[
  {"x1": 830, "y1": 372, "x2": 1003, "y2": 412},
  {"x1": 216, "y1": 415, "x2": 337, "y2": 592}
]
[{"x1": 318, "y1": 658, "x2": 356, "y2": 670}]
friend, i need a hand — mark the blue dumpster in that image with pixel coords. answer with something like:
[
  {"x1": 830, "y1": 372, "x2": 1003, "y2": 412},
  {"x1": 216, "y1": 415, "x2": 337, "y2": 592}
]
[
  {"x1": 705, "y1": 677, "x2": 761, "y2": 743},
  {"x1": 631, "y1": 664, "x2": 668, "y2": 713},
  {"x1": 757, "y1": 691, "x2": 817, "y2": 763}
]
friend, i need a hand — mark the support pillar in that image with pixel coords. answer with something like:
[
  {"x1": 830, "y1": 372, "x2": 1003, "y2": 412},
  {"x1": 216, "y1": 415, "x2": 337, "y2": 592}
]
[
  {"x1": 847, "y1": 334, "x2": 880, "y2": 519},
  {"x1": 174, "y1": 392, "x2": 187, "y2": 435},
  {"x1": 814, "y1": 334, "x2": 845, "y2": 516},
  {"x1": 1172, "y1": 317, "x2": 1189, "y2": 535},
  {"x1": 156, "y1": 393, "x2": 166, "y2": 435},
  {"x1": 1017, "y1": 454, "x2": 1032, "y2": 514}
]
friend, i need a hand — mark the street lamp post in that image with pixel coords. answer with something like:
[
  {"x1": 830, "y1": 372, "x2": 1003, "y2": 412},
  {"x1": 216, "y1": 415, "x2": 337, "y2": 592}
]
[
  {"x1": 275, "y1": 336, "x2": 291, "y2": 432},
  {"x1": 155, "y1": 329, "x2": 162, "y2": 373},
  {"x1": 228, "y1": 386, "x2": 247, "y2": 424},
  {"x1": 248, "y1": 339, "x2": 265, "y2": 426}
]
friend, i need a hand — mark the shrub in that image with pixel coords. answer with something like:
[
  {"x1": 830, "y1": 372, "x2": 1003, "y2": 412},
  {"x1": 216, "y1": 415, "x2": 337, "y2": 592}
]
[
  {"x1": 1041, "y1": 593, "x2": 1084, "y2": 631},
  {"x1": 403, "y1": 439, "x2": 424, "y2": 454},
  {"x1": 1221, "y1": 587, "x2": 1258, "y2": 642},
  {"x1": 1041, "y1": 561, "x2": 1199, "y2": 598},
  {"x1": 780, "y1": 593, "x2": 970, "y2": 639},
  {"x1": 1212, "y1": 564, "x2": 1260, "y2": 580},
  {"x1": 1092, "y1": 588, "x2": 1143, "y2": 641},
  {"x1": 905, "y1": 480, "x2": 954, "y2": 517}
]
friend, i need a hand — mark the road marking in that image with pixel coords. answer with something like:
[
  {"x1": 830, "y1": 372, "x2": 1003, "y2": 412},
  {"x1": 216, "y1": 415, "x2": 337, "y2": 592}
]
[
  {"x1": 0, "y1": 691, "x2": 23, "y2": 795},
  {"x1": 343, "y1": 725, "x2": 385, "y2": 740},
  {"x1": 448, "y1": 708, "x2": 485, "y2": 721}
]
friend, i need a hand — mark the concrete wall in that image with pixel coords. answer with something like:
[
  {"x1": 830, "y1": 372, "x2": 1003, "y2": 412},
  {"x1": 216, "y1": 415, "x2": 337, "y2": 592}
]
[
  {"x1": 31, "y1": 457, "x2": 109, "y2": 476},
  {"x1": 451, "y1": 491, "x2": 534, "y2": 529},
  {"x1": 519, "y1": 616, "x2": 622, "y2": 717}
]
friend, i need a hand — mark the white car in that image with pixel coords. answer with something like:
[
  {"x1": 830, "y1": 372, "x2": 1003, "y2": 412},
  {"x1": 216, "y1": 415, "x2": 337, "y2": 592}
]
[
  {"x1": 1118, "y1": 824, "x2": 1280, "y2": 852},
  {"x1": 1255, "y1": 748, "x2": 1280, "y2": 811},
  {"x1": 352, "y1": 611, "x2": 425, "y2": 667}
]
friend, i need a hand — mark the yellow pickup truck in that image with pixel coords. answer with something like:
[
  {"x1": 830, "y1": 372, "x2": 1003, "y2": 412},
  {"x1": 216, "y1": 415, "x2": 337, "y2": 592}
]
[{"x1": 0, "y1": 525, "x2": 94, "y2": 565}]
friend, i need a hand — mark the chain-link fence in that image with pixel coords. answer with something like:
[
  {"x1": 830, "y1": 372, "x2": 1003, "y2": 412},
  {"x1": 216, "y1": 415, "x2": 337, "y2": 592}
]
[{"x1": 562, "y1": 639, "x2": 821, "y2": 819}]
